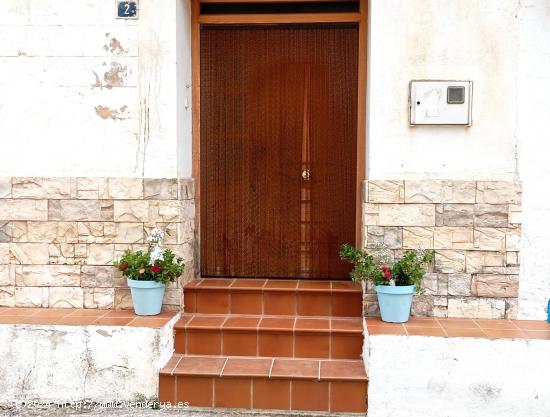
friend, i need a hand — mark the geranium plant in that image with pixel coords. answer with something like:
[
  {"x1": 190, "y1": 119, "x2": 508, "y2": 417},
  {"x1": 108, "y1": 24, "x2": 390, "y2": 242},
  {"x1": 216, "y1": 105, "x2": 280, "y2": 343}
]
[
  {"x1": 114, "y1": 228, "x2": 184, "y2": 285},
  {"x1": 340, "y1": 244, "x2": 434, "y2": 294}
]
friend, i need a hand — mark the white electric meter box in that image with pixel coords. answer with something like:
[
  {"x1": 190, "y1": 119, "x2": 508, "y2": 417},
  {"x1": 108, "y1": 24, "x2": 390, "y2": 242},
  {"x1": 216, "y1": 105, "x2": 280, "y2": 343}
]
[{"x1": 409, "y1": 80, "x2": 473, "y2": 126}]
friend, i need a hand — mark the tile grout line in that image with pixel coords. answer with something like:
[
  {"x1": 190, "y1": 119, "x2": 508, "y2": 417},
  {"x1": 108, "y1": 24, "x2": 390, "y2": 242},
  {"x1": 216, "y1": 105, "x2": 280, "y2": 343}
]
[
  {"x1": 170, "y1": 355, "x2": 184, "y2": 376},
  {"x1": 219, "y1": 357, "x2": 229, "y2": 377},
  {"x1": 268, "y1": 358, "x2": 275, "y2": 379},
  {"x1": 317, "y1": 360, "x2": 321, "y2": 382}
]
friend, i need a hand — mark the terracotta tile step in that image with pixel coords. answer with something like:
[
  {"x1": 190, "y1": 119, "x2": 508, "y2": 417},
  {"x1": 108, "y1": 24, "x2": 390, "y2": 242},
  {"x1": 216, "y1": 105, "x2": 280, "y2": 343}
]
[
  {"x1": 0, "y1": 307, "x2": 178, "y2": 328},
  {"x1": 159, "y1": 355, "x2": 367, "y2": 413},
  {"x1": 365, "y1": 317, "x2": 550, "y2": 340},
  {"x1": 184, "y1": 279, "x2": 363, "y2": 317},
  {"x1": 174, "y1": 314, "x2": 364, "y2": 359}
]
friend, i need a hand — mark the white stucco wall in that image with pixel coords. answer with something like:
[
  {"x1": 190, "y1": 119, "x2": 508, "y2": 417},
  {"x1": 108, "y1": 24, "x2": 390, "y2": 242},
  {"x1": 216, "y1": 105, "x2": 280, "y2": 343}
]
[
  {"x1": 367, "y1": 334, "x2": 550, "y2": 417},
  {"x1": 0, "y1": 0, "x2": 192, "y2": 178},
  {"x1": 367, "y1": 0, "x2": 519, "y2": 180},
  {"x1": 516, "y1": 0, "x2": 550, "y2": 320},
  {"x1": 0, "y1": 317, "x2": 177, "y2": 404}
]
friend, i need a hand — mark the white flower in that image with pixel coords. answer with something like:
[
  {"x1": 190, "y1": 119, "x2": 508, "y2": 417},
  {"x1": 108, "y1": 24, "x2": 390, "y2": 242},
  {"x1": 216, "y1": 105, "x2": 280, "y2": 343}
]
[
  {"x1": 149, "y1": 244, "x2": 164, "y2": 265},
  {"x1": 146, "y1": 227, "x2": 165, "y2": 244},
  {"x1": 147, "y1": 227, "x2": 166, "y2": 265}
]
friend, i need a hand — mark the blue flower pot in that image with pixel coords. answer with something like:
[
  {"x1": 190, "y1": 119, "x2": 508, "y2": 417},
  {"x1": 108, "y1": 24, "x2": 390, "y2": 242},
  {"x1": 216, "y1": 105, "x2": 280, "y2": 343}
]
[
  {"x1": 127, "y1": 278, "x2": 166, "y2": 316},
  {"x1": 375, "y1": 285, "x2": 415, "y2": 323}
]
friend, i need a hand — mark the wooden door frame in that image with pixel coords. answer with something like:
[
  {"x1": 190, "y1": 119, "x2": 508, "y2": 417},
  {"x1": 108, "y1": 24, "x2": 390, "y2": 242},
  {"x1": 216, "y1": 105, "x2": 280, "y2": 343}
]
[{"x1": 191, "y1": 0, "x2": 368, "y2": 252}]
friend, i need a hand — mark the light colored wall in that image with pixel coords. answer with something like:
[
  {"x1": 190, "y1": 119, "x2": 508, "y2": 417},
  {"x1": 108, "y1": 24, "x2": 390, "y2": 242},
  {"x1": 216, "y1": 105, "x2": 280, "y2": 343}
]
[
  {"x1": 366, "y1": 334, "x2": 550, "y2": 417},
  {"x1": 367, "y1": 0, "x2": 519, "y2": 180},
  {"x1": 0, "y1": 316, "x2": 178, "y2": 403},
  {"x1": 516, "y1": 0, "x2": 550, "y2": 320},
  {"x1": 0, "y1": 0, "x2": 192, "y2": 178}
]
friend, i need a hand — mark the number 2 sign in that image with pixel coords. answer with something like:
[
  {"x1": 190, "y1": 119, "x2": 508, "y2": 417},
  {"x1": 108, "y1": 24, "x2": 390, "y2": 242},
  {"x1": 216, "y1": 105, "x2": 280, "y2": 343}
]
[{"x1": 117, "y1": 1, "x2": 138, "y2": 19}]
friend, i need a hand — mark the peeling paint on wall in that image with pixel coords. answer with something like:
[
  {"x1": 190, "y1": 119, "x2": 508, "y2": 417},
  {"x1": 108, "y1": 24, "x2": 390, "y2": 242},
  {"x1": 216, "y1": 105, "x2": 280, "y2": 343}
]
[
  {"x1": 107, "y1": 38, "x2": 125, "y2": 55},
  {"x1": 103, "y1": 62, "x2": 127, "y2": 88},
  {"x1": 94, "y1": 105, "x2": 128, "y2": 121}
]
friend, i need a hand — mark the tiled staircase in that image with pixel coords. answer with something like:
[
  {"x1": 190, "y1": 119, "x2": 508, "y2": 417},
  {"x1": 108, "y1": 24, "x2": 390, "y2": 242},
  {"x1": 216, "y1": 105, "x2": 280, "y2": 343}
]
[{"x1": 159, "y1": 279, "x2": 367, "y2": 413}]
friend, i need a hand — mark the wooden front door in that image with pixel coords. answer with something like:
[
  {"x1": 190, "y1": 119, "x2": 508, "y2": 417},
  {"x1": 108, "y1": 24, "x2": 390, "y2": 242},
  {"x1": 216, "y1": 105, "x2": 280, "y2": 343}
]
[{"x1": 200, "y1": 24, "x2": 358, "y2": 279}]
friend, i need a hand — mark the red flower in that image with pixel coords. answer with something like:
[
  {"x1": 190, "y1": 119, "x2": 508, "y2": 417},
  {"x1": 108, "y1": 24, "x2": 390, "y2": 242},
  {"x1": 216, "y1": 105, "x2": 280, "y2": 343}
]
[
  {"x1": 119, "y1": 262, "x2": 129, "y2": 271},
  {"x1": 384, "y1": 271, "x2": 391, "y2": 280},
  {"x1": 151, "y1": 265, "x2": 161, "y2": 273}
]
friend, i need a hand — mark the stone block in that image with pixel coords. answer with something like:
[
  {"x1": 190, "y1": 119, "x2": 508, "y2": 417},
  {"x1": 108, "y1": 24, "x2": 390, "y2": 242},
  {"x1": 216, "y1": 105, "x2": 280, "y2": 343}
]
[
  {"x1": 378, "y1": 204, "x2": 435, "y2": 227},
  {"x1": 435, "y1": 250, "x2": 465, "y2": 273},
  {"x1": 465, "y1": 251, "x2": 505, "y2": 273},
  {"x1": 114, "y1": 200, "x2": 150, "y2": 222},
  {"x1": 508, "y1": 205, "x2": 522, "y2": 224},
  {"x1": 411, "y1": 295, "x2": 434, "y2": 316},
  {"x1": 144, "y1": 178, "x2": 178, "y2": 200},
  {"x1": 0, "y1": 178, "x2": 11, "y2": 198},
  {"x1": 15, "y1": 265, "x2": 80, "y2": 287},
  {"x1": 115, "y1": 223, "x2": 143, "y2": 243},
  {"x1": 404, "y1": 180, "x2": 476, "y2": 204},
  {"x1": 84, "y1": 288, "x2": 114, "y2": 309},
  {"x1": 14, "y1": 287, "x2": 48, "y2": 307},
  {"x1": 13, "y1": 221, "x2": 79, "y2": 243},
  {"x1": 10, "y1": 243, "x2": 49, "y2": 264},
  {"x1": 0, "y1": 222, "x2": 11, "y2": 243},
  {"x1": 49, "y1": 200, "x2": 103, "y2": 221},
  {"x1": 506, "y1": 227, "x2": 521, "y2": 251},
  {"x1": 163, "y1": 288, "x2": 183, "y2": 306},
  {"x1": 363, "y1": 203, "x2": 380, "y2": 226},
  {"x1": 114, "y1": 288, "x2": 133, "y2": 309},
  {"x1": 506, "y1": 251, "x2": 519, "y2": 266},
  {"x1": 179, "y1": 178, "x2": 195, "y2": 200},
  {"x1": 474, "y1": 228, "x2": 506, "y2": 251},
  {"x1": 403, "y1": 227, "x2": 433, "y2": 249},
  {"x1": 434, "y1": 227, "x2": 474, "y2": 250},
  {"x1": 12, "y1": 177, "x2": 71, "y2": 199},
  {"x1": 0, "y1": 286, "x2": 15, "y2": 307},
  {"x1": 153, "y1": 201, "x2": 181, "y2": 222},
  {"x1": 81, "y1": 266, "x2": 115, "y2": 288},
  {"x1": 434, "y1": 296, "x2": 448, "y2": 307},
  {"x1": 48, "y1": 243, "x2": 74, "y2": 259},
  {"x1": 0, "y1": 243, "x2": 8, "y2": 263},
  {"x1": 107, "y1": 178, "x2": 143, "y2": 199},
  {"x1": 0, "y1": 200, "x2": 48, "y2": 221},
  {"x1": 180, "y1": 200, "x2": 196, "y2": 221},
  {"x1": 367, "y1": 181, "x2": 404, "y2": 203},
  {"x1": 422, "y1": 273, "x2": 438, "y2": 295},
  {"x1": 505, "y1": 299, "x2": 518, "y2": 319},
  {"x1": 433, "y1": 306, "x2": 448, "y2": 318},
  {"x1": 366, "y1": 226, "x2": 402, "y2": 249},
  {"x1": 471, "y1": 274, "x2": 519, "y2": 298},
  {"x1": 447, "y1": 297, "x2": 506, "y2": 319},
  {"x1": 74, "y1": 177, "x2": 107, "y2": 199},
  {"x1": 476, "y1": 181, "x2": 521, "y2": 204},
  {"x1": 86, "y1": 244, "x2": 114, "y2": 265},
  {"x1": 49, "y1": 287, "x2": 84, "y2": 308},
  {"x1": 473, "y1": 204, "x2": 508, "y2": 227},
  {"x1": 100, "y1": 201, "x2": 114, "y2": 221},
  {"x1": 0, "y1": 265, "x2": 14, "y2": 286},
  {"x1": 176, "y1": 221, "x2": 194, "y2": 245},
  {"x1": 447, "y1": 273, "x2": 472, "y2": 296},
  {"x1": 438, "y1": 204, "x2": 474, "y2": 226}
]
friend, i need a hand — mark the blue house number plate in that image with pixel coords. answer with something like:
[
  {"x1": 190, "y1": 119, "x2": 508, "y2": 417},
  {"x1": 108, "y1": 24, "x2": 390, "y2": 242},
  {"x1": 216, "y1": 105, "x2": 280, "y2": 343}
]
[{"x1": 117, "y1": 1, "x2": 138, "y2": 19}]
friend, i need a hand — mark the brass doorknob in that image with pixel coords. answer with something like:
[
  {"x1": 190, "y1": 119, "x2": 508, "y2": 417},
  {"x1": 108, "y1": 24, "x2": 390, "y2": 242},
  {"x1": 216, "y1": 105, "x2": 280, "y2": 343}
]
[{"x1": 302, "y1": 169, "x2": 310, "y2": 181}]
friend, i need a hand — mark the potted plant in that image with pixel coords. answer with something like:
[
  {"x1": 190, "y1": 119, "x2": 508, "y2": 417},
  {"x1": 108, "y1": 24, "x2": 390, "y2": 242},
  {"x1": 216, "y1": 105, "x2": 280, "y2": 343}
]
[
  {"x1": 114, "y1": 228, "x2": 184, "y2": 316},
  {"x1": 340, "y1": 244, "x2": 434, "y2": 323}
]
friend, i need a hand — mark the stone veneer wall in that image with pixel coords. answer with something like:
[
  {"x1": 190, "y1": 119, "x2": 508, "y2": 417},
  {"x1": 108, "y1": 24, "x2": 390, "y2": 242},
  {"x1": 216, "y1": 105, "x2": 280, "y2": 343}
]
[
  {"x1": 0, "y1": 177, "x2": 195, "y2": 310},
  {"x1": 362, "y1": 180, "x2": 522, "y2": 319}
]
